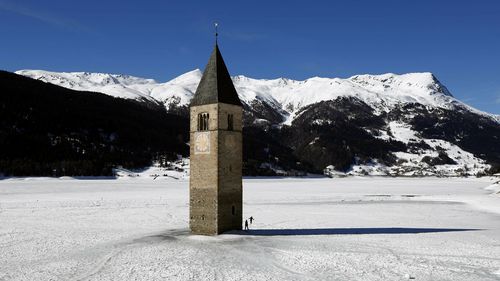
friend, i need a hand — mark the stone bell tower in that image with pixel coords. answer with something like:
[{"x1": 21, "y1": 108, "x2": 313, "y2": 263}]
[{"x1": 189, "y1": 42, "x2": 243, "y2": 235}]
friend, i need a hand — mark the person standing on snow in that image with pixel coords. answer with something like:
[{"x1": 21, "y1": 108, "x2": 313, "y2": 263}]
[
  {"x1": 249, "y1": 216, "x2": 254, "y2": 224},
  {"x1": 244, "y1": 219, "x2": 249, "y2": 230}
]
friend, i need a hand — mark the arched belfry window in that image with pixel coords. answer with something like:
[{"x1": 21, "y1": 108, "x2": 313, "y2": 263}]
[
  {"x1": 197, "y1": 113, "x2": 209, "y2": 131},
  {"x1": 227, "y1": 114, "x2": 234, "y2": 131}
]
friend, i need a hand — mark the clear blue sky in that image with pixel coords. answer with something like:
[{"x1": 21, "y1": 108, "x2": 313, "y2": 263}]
[{"x1": 1, "y1": 0, "x2": 499, "y2": 114}]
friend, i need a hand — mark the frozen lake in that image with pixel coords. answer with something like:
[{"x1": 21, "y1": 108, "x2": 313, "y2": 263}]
[{"x1": 1, "y1": 177, "x2": 500, "y2": 280}]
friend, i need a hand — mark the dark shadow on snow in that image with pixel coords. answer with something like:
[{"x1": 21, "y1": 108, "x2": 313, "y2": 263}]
[
  {"x1": 131, "y1": 229, "x2": 190, "y2": 244},
  {"x1": 226, "y1": 227, "x2": 481, "y2": 236}
]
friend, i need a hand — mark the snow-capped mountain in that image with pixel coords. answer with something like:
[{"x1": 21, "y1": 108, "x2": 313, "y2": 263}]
[
  {"x1": 15, "y1": 70, "x2": 159, "y2": 103},
  {"x1": 17, "y1": 69, "x2": 496, "y2": 123},
  {"x1": 15, "y1": 69, "x2": 500, "y2": 176}
]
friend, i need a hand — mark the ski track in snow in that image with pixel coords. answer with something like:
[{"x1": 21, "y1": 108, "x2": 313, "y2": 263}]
[{"x1": 1, "y1": 177, "x2": 500, "y2": 280}]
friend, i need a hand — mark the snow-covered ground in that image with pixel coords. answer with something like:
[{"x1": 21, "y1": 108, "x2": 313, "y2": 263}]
[{"x1": 1, "y1": 177, "x2": 500, "y2": 280}]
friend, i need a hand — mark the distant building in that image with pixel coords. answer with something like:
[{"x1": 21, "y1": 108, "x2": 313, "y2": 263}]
[
  {"x1": 189, "y1": 42, "x2": 243, "y2": 235},
  {"x1": 324, "y1": 165, "x2": 346, "y2": 178}
]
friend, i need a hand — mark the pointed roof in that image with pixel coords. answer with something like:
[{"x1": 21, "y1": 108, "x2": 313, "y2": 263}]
[{"x1": 190, "y1": 44, "x2": 242, "y2": 107}]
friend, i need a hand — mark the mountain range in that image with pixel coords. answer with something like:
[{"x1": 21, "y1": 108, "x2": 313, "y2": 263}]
[{"x1": 9, "y1": 69, "x2": 500, "y2": 176}]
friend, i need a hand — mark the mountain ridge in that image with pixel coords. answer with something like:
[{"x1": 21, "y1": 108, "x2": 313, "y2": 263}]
[{"x1": 16, "y1": 69, "x2": 498, "y2": 124}]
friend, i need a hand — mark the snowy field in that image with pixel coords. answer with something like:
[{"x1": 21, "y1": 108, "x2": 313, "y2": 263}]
[{"x1": 1, "y1": 177, "x2": 500, "y2": 280}]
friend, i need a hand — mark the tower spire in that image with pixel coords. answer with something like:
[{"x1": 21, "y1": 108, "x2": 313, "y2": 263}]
[
  {"x1": 190, "y1": 39, "x2": 242, "y2": 106},
  {"x1": 214, "y1": 22, "x2": 219, "y2": 44}
]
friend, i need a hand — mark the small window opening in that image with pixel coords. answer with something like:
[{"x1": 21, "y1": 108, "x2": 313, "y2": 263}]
[
  {"x1": 197, "y1": 113, "x2": 209, "y2": 131},
  {"x1": 231, "y1": 206, "x2": 235, "y2": 216},
  {"x1": 227, "y1": 114, "x2": 234, "y2": 131}
]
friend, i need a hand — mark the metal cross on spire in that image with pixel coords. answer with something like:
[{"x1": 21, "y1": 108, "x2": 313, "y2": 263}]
[{"x1": 214, "y1": 22, "x2": 219, "y2": 44}]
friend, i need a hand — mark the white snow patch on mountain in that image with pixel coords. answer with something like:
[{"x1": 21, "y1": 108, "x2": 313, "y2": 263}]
[{"x1": 387, "y1": 121, "x2": 419, "y2": 143}]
